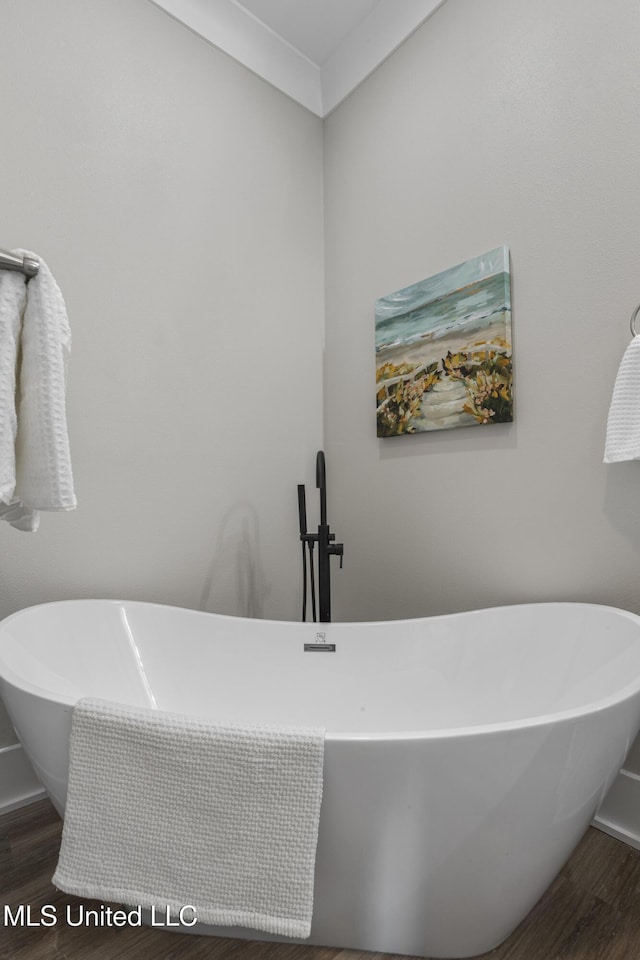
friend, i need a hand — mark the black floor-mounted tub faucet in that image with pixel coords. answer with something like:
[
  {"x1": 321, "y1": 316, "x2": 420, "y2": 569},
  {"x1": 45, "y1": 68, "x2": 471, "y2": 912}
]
[{"x1": 297, "y1": 451, "x2": 343, "y2": 623}]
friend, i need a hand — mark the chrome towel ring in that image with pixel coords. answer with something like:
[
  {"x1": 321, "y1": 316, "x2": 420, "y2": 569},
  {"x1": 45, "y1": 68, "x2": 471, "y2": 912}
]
[{"x1": 631, "y1": 304, "x2": 640, "y2": 338}]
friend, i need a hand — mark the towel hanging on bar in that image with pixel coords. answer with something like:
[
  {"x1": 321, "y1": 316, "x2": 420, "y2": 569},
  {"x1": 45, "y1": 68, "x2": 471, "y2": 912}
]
[
  {"x1": 604, "y1": 304, "x2": 640, "y2": 463},
  {"x1": 0, "y1": 250, "x2": 76, "y2": 530}
]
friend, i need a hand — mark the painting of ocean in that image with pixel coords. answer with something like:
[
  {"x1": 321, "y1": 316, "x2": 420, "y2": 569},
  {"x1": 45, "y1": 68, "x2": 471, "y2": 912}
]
[{"x1": 375, "y1": 246, "x2": 512, "y2": 436}]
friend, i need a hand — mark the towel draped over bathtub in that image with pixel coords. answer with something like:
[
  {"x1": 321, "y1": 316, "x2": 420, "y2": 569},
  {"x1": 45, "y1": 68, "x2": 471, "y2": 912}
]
[
  {"x1": 53, "y1": 698, "x2": 325, "y2": 938},
  {"x1": 0, "y1": 250, "x2": 76, "y2": 531}
]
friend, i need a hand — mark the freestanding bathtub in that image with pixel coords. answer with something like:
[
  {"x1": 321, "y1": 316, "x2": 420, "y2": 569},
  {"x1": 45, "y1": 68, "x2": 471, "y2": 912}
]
[{"x1": 2, "y1": 599, "x2": 640, "y2": 958}]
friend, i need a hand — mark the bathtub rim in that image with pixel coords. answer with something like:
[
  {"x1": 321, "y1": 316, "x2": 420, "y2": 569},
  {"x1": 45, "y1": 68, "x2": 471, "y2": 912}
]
[{"x1": 2, "y1": 597, "x2": 640, "y2": 744}]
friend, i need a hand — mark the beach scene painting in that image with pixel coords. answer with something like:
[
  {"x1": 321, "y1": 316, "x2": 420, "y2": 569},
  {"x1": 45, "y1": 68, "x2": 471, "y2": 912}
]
[{"x1": 376, "y1": 246, "x2": 512, "y2": 436}]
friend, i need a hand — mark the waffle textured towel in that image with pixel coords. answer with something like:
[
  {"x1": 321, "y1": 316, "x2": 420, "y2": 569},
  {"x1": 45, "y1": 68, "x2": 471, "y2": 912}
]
[
  {"x1": 53, "y1": 698, "x2": 325, "y2": 938},
  {"x1": 604, "y1": 335, "x2": 640, "y2": 462},
  {"x1": 0, "y1": 270, "x2": 27, "y2": 514},
  {"x1": 0, "y1": 250, "x2": 76, "y2": 531}
]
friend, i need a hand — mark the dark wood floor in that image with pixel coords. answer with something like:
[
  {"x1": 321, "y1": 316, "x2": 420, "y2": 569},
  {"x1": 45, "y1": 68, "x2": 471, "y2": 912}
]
[{"x1": 3, "y1": 800, "x2": 640, "y2": 959}]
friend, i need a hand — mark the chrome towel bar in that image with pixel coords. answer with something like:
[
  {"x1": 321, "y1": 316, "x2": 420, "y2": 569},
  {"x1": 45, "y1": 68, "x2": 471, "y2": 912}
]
[{"x1": 0, "y1": 248, "x2": 39, "y2": 277}]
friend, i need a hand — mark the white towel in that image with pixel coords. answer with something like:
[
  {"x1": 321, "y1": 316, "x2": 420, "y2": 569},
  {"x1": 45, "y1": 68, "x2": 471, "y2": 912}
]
[
  {"x1": 53, "y1": 698, "x2": 325, "y2": 938},
  {"x1": 604, "y1": 335, "x2": 640, "y2": 463},
  {"x1": 0, "y1": 250, "x2": 76, "y2": 531},
  {"x1": 0, "y1": 270, "x2": 27, "y2": 507}
]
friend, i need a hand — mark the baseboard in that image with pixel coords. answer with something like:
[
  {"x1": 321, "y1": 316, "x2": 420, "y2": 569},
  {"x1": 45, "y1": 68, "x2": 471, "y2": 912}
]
[
  {"x1": 1, "y1": 741, "x2": 640, "y2": 843},
  {"x1": 592, "y1": 768, "x2": 640, "y2": 850},
  {"x1": 0, "y1": 743, "x2": 46, "y2": 815}
]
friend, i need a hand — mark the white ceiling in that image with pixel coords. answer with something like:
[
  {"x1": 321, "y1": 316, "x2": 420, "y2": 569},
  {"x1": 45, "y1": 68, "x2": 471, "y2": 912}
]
[
  {"x1": 239, "y1": 0, "x2": 381, "y2": 66},
  {"x1": 148, "y1": 0, "x2": 448, "y2": 116}
]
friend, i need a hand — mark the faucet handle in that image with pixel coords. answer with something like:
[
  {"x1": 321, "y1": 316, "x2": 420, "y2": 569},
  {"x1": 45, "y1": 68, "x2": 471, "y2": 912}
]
[{"x1": 329, "y1": 542, "x2": 344, "y2": 568}]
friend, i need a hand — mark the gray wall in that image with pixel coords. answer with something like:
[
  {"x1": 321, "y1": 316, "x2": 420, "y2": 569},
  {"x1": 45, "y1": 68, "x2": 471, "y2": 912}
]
[
  {"x1": 324, "y1": 0, "x2": 640, "y2": 621},
  {"x1": 0, "y1": 0, "x2": 324, "y2": 745},
  {"x1": 0, "y1": 0, "x2": 324, "y2": 620}
]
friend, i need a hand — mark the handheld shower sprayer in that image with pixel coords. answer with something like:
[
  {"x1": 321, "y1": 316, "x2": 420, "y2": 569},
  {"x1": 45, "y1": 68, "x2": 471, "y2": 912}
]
[{"x1": 316, "y1": 451, "x2": 327, "y2": 525}]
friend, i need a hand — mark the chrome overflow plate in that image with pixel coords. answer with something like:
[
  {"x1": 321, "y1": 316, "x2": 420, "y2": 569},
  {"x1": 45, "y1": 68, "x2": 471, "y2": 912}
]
[{"x1": 304, "y1": 631, "x2": 336, "y2": 652}]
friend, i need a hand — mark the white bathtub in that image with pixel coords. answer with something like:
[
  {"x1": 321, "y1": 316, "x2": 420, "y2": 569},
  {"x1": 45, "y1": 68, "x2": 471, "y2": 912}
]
[{"x1": 2, "y1": 599, "x2": 640, "y2": 958}]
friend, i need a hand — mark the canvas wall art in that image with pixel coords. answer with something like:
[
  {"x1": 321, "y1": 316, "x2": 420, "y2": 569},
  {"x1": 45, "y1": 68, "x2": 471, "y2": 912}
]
[{"x1": 375, "y1": 246, "x2": 512, "y2": 436}]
